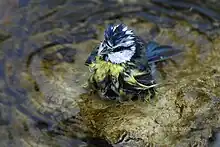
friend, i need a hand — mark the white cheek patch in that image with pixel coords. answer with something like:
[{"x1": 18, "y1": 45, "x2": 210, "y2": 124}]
[
  {"x1": 108, "y1": 49, "x2": 135, "y2": 64},
  {"x1": 130, "y1": 46, "x2": 136, "y2": 52}
]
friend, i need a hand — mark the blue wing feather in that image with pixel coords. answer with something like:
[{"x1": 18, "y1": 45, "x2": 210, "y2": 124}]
[
  {"x1": 85, "y1": 47, "x2": 98, "y2": 65},
  {"x1": 146, "y1": 41, "x2": 182, "y2": 64}
]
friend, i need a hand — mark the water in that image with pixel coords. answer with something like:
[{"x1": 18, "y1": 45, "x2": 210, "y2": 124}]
[{"x1": 0, "y1": 0, "x2": 219, "y2": 146}]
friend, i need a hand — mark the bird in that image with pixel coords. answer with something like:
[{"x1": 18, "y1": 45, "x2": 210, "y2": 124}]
[{"x1": 85, "y1": 23, "x2": 181, "y2": 102}]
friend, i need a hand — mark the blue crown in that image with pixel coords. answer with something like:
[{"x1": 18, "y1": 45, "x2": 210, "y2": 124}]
[{"x1": 104, "y1": 24, "x2": 135, "y2": 47}]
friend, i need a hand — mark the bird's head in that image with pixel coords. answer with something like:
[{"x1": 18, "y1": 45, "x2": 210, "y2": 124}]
[{"x1": 96, "y1": 24, "x2": 139, "y2": 64}]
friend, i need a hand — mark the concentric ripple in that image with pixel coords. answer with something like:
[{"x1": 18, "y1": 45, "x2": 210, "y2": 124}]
[{"x1": 0, "y1": 0, "x2": 220, "y2": 146}]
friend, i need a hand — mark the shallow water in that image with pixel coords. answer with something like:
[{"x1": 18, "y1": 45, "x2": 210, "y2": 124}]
[{"x1": 0, "y1": 0, "x2": 220, "y2": 146}]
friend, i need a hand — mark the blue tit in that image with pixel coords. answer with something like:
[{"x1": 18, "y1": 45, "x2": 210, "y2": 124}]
[{"x1": 85, "y1": 24, "x2": 182, "y2": 102}]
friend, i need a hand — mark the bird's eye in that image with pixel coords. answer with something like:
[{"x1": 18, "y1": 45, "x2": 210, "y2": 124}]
[{"x1": 114, "y1": 47, "x2": 124, "y2": 52}]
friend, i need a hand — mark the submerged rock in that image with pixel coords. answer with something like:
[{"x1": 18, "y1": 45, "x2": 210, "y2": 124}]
[{"x1": 77, "y1": 24, "x2": 220, "y2": 146}]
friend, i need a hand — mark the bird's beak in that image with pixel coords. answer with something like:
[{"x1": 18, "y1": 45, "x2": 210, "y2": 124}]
[{"x1": 99, "y1": 48, "x2": 109, "y2": 55}]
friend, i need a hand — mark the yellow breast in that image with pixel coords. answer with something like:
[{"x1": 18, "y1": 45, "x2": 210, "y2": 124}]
[{"x1": 89, "y1": 57, "x2": 124, "y2": 82}]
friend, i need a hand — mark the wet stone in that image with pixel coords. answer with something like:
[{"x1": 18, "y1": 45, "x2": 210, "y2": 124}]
[
  {"x1": 0, "y1": 104, "x2": 11, "y2": 125},
  {"x1": 43, "y1": 47, "x2": 77, "y2": 64}
]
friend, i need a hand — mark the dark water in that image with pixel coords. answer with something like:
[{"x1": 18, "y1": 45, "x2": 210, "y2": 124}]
[{"x1": 0, "y1": 0, "x2": 219, "y2": 146}]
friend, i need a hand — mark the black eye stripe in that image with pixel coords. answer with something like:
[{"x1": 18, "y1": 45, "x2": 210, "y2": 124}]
[
  {"x1": 113, "y1": 45, "x2": 134, "y2": 52},
  {"x1": 113, "y1": 47, "x2": 123, "y2": 52}
]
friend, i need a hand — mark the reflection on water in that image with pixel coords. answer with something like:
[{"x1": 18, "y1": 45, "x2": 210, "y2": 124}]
[{"x1": 0, "y1": 0, "x2": 219, "y2": 146}]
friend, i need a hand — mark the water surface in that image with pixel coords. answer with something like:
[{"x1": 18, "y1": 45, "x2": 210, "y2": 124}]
[{"x1": 0, "y1": 0, "x2": 220, "y2": 146}]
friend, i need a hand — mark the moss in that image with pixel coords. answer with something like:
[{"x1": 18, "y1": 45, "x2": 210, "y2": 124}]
[{"x1": 0, "y1": 30, "x2": 10, "y2": 42}]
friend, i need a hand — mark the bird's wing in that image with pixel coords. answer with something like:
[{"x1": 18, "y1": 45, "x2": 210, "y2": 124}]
[
  {"x1": 123, "y1": 67, "x2": 157, "y2": 90},
  {"x1": 85, "y1": 46, "x2": 99, "y2": 65},
  {"x1": 146, "y1": 41, "x2": 183, "y2": 64},
  {"x1": 134, "y1": 72, "x2": 157, "y2": 89}
]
